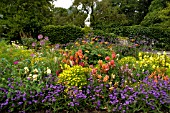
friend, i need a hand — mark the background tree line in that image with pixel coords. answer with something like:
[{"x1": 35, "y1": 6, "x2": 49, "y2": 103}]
[{"x1": 0, "y1": 0, "x2": 170, "y2": 40}]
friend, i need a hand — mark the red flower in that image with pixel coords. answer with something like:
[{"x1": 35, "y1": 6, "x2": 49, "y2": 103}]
[
  {"x1": 70, "y1": 56, "x2": 74, "y2": 60},
  {"x1": 110, "y1": 60, "x2": 115, "y2": 66},
  {"x1": 92, "y1": 68, "x2": 97, "y2": 75},
  {"x1": 112, "y1": 52, "x2": 116, "y2": 59},
  {"x1": 105, "y1": 56, "x2": 110, "y2": 61},
  {"x1": 56, "y1": 70, "x2": 62, "y2": 76},
  {"x1": 79, "y1": 62, "x2": 85, "y2": 67}
]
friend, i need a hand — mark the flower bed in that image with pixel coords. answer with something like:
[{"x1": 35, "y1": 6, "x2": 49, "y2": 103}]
[{"x1": 0, "y1": 34, "x2": 170, "y2": 113}]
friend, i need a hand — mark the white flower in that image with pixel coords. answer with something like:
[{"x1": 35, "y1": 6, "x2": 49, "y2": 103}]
[
  {"x1": 157, "y1": 52, "x2": 161, "y2": 56},
  {"x1": 46, "y1": 67, "x2": 51, "y2": 75},
  {"x1": 32, "y1": 74, "x2": 38, "y2": 80},
  {"x1": 24, "y1": 67, "x2": 29, "y2": 74},
  {"x1": 111, "y1": 74, "x2": 115, "y2": 79},
  {"x1": 69, "y1": 60, "x2": 73, "y2": 66}
]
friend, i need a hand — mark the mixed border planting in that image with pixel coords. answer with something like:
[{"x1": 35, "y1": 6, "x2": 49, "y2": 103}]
[{"x1": 0, "y1": 33, "x2": 170, "y2": 113}]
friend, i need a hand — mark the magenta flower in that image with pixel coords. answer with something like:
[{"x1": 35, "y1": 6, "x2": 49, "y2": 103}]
[
  {"x1": 13, "y1": 60, "x2": 19, "y2": 65},
  {"x1": 38, "y1": 34, "x2": 43, "y2": 39}
]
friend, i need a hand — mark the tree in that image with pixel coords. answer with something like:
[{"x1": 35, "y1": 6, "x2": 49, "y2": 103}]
[
  {"x1": 140, "y1": 0, "x2": 167, "y2": 27},
  {"x1": 92, "y1": 0, "x2": 128, "y2": 31},
  {"x1": 72, "y1": 0, "x2": 98, "y2": 25},
  {"x1": 53, "y1": 7, "x2": 70, "y2": 25},
  {"x1": 158, "y1": 2, "x2": 170, "y2": 28},
  {"x1": 0, "y1": 0, "x2": 55, "y2": 40},
  {"x1": 111, "y1": 0, "x2": 152, "y2": 25}
]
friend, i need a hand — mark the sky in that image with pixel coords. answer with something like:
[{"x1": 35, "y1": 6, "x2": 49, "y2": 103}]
[{"x1": 53, "y1": 0, "x2": 74, "y2": 9}]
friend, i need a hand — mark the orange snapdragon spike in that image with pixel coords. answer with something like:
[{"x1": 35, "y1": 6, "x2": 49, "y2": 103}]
[
  {"x1": 154, "y1": 79, "x2": 158, "y2": 83},
  {"x1": 102, "y1": 64, "x2": 110, "y2": 72},
  {"x1": 97, "y1": 74, "x2": 102, "y2": 79},
  {"x1": 103, "y1": 75, "x2": 109, "y2": 82},
  {"x1": 62, "y1": 59, "x2": 67, "y2": 63},
  {"x1": 92, "y1": 68, "x2": 98, "y2": 75},
  {"x1": 164, "y1": 76, "x2": 169, "y2": 81},
  {"x1": 148, "y1": 71, "x2": 156, "y2": 78},
  {"x1": 98, "y1": 60, "x2": 103, "y2": 66},
  {"x1": 112, "y1": 52, "x2": 116, "y2": 59},
  {"x1": 70, "y1": 56, "x2": 74, "y2": 60},
  {"x1": 78, "y1": 49, "x2": 83, "y2": 54},
  {"x1": 79, "y1": 55, "x2": 84, "y2": 59}
]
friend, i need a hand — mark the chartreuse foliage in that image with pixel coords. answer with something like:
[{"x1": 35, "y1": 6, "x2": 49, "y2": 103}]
[{"x1": 58, "y1": 64, "x2": 90, "y2": 89}]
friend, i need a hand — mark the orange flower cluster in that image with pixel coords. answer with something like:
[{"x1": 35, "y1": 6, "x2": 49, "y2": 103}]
[
  {"x1": 149, "y1": 68, "x2": 169, "y2": 82},
  {"x1": 91, "y1": 52, "x2": 117, "y2": 83},
  {"x1": 62, "y1": 50, "x2": 85, "y2": 67},
  {"x1": 99, "y1": 53, "x2": 116, "y2": 73}
]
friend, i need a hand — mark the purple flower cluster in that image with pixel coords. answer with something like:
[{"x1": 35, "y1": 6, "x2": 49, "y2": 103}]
[
  {"x1": 0, "y1": 75, "x2": 170, "y2": 113},
  {"x1": 0, "y1": 78, "x2": 66, "y2": 113}
]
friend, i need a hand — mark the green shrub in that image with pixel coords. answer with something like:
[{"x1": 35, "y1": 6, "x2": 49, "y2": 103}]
[
  {"x1": 41, "y1": 25, "x2": 84, "y2": 44},
  {"x1": 82, "y1": 26, "x2": 92, "y2": 35},
  {"x1": 110, "y1": 26, "x2": 170, "y2": 50},
  {"x1": 91, "y1": 30, "x2": 117, "y2": 43}
]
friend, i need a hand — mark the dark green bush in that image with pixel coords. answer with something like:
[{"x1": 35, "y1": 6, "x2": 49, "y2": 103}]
[
  {"x1": 41, "y1": 25, "x2": 84, "y2": 44},
  {"x1": 110, "y1": 26, "x2": 170, "y2": 50}
]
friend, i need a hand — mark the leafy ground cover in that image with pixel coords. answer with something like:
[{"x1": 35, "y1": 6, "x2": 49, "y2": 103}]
[{"x1": 0, "y1": 34, "x2": 170, "y2": 113}]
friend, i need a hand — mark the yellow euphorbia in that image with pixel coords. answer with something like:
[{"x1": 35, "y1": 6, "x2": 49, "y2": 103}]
[{"x1": 58, "y1": 65, "x2": 90, "y2": 89}]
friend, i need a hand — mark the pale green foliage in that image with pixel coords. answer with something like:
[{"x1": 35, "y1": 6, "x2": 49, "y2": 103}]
[
  {"x1": 158, "y1": 2, "x2": 170, "y2": 28},
  {"x1": 141, "y1": 0, "x2": 170, "y2": 28}
]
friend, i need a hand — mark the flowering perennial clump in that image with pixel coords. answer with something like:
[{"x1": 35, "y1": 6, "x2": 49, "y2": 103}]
[{"x1": 58, "y1": 65, "x2": 90, "y2": 88}]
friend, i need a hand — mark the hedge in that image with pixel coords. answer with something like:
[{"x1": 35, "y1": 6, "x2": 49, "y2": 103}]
[
  {"x1": 41, "y1": 25, "x2": 84, "y2": 44},
  {"x1": 109, "y1": 26, "x2": 170, "y2": 50}
]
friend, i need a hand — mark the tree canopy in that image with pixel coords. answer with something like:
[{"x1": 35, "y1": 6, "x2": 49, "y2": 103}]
[{"x1": 0, "y1": 0, "x2": 55, "y2": 39}]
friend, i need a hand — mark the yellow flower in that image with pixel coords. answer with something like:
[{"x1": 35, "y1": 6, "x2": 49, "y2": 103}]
[
  {"x1": 163, "y1": 51, "x2": 166, "y2": 55},
  {"x1": 98, "y1": 54, "x2": 101, "y2": 57},
  {"x1": 90, "y1": 41, "x2": 94, "y2": 44},
  {"x1": 85, "y1": 50, "x2": 89, "y2": 53},
  {"x1": 152, "y1": 65, "x2": 156, "y2": 69},
  {"x1": 24, "y1": 67, "x2": 29, "y2": 74}
]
